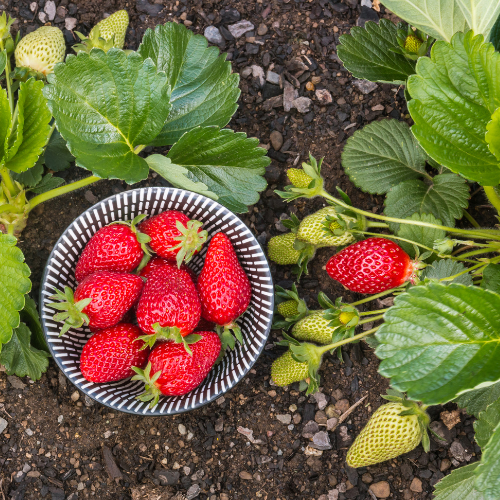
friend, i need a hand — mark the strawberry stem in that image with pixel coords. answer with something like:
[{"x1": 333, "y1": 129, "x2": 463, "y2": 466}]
[
  {"x1": 359, "y1": 308, "x2": 389, "y2": 316},
  {"x1": 483, "y1": 186, "x2": 500, "y2": 216},
  {"x1": 169, "y1": 219, "x2": 208, "y2": 268},
  {"x1": 216, "y1": 323, "x2": 243, "y2": 351},
  {"x1": 350, "y1": 287, "x2": 405, "y2": 307},
  {"x1": 131, "y1": 362, "x2": 163, "y2": 409},
  {"x1": 136, "y1": 323, "x2": 201, "y2": 355},
  {"x1": 48, "y1": 286, "x2": 92, "y2": 336}
]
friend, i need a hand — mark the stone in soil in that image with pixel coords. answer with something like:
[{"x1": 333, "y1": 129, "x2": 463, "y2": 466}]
[
  {"x1": 0, "y1": 417, "x2": 7, "y2": 434},
  {"x1": 284, "y1": 81, "x2": 299, "y2": 112},
  {"x1": 136, "y1": 0, "x2": 163, "y2": 16},
  {"x1": 155, "y1": 469, "x2": 180, "y2": 486},
  {"x1": 302, "y1": 420, "x2": 320, "y2": 438},
  {"x1": 292, "y1": 97, "x2": 312, "y2": 113},
  {"x1": 8, "y1": 375, "x2": 26, "y2": 389},
  {"x1": 410, "y1": 477, "x2": 423, "y2": 493},
  {"x1": 266, "y1": 70, "x2": 280, "y2": 85},
  {"x1": 186, "y1": 484, "x2": 201, "y2": 499},
  {"x1": 270, "y1": 131, "x2": 284, "y2": 150},
  {"x1": 251, "y1": 65, "x2": 266, "y2": 87},
  {"x1": 276, "y1": 414, "x2": 291, "y2": 424},
  {"x1": 220, "y1": 8, "x2": 241, "y2": 23},
  {"x1": 228, "y1": 20, "x2": 254, "y2": 38},
  {"x1": 204, "y1": 26, "x2": 223, "y2": 45},
  {"x1": 353, "y1": 80, "x2": 378, "y2": 94},
  {"x1": 65, "y1": 18, "x2": 77, "y2": 31},
  {"x1": 357, "y1": 5, "x2": 379, "y2": 27},
  {"x1": 44, "y1": 0, "x2": 56, "y2": 20},
  {"x1": 316, "y1": 89, "x2": 333, "y2": 104},
  {"x1": 370, "y1": 481, "x2": 391, "y2": 498},
  {"x1": 450, "y1": 439, "x2": 472, "y2": 462},
  {"x1": 312, "y1": 431, "x2": 332, "y2": 450}
]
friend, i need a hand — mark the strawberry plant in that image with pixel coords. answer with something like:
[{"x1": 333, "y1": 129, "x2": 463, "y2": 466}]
[
  {"x1": 268, "y1": 2, "x2": 500, "y2": 496},
  {"x1": 0, "y1": 11, "x2": 269, "y2": 380}
]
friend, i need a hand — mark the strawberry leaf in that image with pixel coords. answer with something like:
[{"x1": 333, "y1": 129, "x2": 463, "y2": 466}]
[
  {"x1": 11, "y1": 159, "x2": 44, "y2": 188},
  {"x1": 481, "y1": 264, "x2": 500, "y2": 294},
  {"x1": 434, "y1": 462, "x2": 484, "y2": 500},
  {"x1": 376, "y1": 283, "x2": 500, "y2": 405},
  {"x1": 0, "y1": 234, "x2": 31, "y2": 348},
  {"x1": 455, "y1": 381, "x2": 500, "y2": 417},
  {"x1": 0, "y1": 50, "x2": 6, "y2": 76},
  {"x1": 29, "y1": 173, "x2": 64, "y2": 194},
  {"x1": 138, "y1": 22, "x2": 240, "y2": 146},
  {"x1": 0, "y1": 87, "x2": 11, "y2": 162},
  {"x1": 44, "y1": 49, "x2": 171, "y2": 184},
  {"x1": 384, "y1": 174, "x2": 469, "y2": 228},
  {"x1": 421, "y1": 259, "x2": 473, "y2": 286},
  {"x1": 20, "y1": 296, "x2": 48, "y2": 352},
  {"x1": 337, "y1": 20, "x2": 416, "y2": 84},
  {"x1": 5, "y1": 78, "x2": 51, "y2": 173},
  {"x1": 474, "y1": 423, "x2": 500, "y2": 500},
  {"x1": 43, "y1": 129, "x2": 74, "y2": 172},
  {"x1": 0, "y1": 322, "x2": 49, "y2": 380},
  {"x1": 474, "y1": 397, "x2": 500, "y2": 448},
  {"x1": 159, "y1": 127, "x2": 269, "y2": 213},
  {"x1": 408, "y1": 32, "x2": 500, "y2": 185},
  {"x1": 395, "y1": 213, "x2": 446, "y2": 258},
  {"x1": 341, "y1": 119, "x2": 427, "y2": 195}
]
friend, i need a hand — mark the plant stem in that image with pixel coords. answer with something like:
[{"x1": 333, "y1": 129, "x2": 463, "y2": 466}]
[
  {"x1": 352, "y1": 230, "x2": 434, "y2": 252},
  {"x1": 0, "y1": 39, "x2": 14, "y2": 115},
  {"x1": 463, "y1": 210, "x2": 480, "y2": 228},
  {"x1": 317, "y1": 326, "x2": 380, "y2": 354},
  {"x1": 366, "y1": 221, "x2": 389, "y2": 229},
  {"x1": 0, "y1": 167, "x2": 16, "y2": 196},
  {"x1": 456, "y1": 248, "x2": 498, "y2": 259},
  {"x1": 134, "y1": 144, "x2": 146, "y2": 154},
  {"x1": 358, "y1": 314, "x2": 384, "y2": 325},
  {"x1": 321, "y1": 190, "x2": 500, "y2": 241},
  {"x1": 28, "y1": 175, "x2": 102, "y2": 210},
  {"x1": 483, "y1": 186, "x2": 500, "y2": 215},
  {"x1": 359, "y1": 308, "x2": 389, "y2": 316},
  {"x1": 350, "y1": 288, "x2": 404, "y2": 307},
  {"x1": 440, "y1": 262, "x2": 487, "y2": 282}
]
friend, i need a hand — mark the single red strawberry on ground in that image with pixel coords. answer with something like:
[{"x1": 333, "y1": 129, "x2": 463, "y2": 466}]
[
  {"x1": 75, "y1": 214, "x2": 150, "y2": 282},
  {"x1": 138, "y1": 210, "x2": 207, "y2": 267},
  {"x1": 49, "y1": 271, "x2": 144, "y2": 335},
  {"x1": 132, "y1": 330, "x2": 221, "y2": 406},
  {"x1": 197, "y1": 232, "x2": 251, "y2": 350},
  {"x1": 80, "y1": 323, "x2": 150, "y2": 383},
  {"x1": 326, "y1": 237, "x2": 414, "y2": 294},
  {"x1": 136, "y1": 264, "x2": 201, "y2": 349},
  {"x1": 139, "y1": 256, "x2": 197, "y2": 283}
]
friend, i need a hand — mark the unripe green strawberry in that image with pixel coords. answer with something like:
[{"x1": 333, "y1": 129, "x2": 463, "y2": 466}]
[
  {"x1": 277, "y1": 299, "x2": 299, "y2": 318},
  {"x1": 292, "y1": 310, "x2": 340, "y2": 344},
  {"x1": 347, "y1": 401, "x2": 429, "y2": 467},
  {"x1": 90, "y1": 10, "x2": 129, "y2": 49},
  {"x1": 271, "y1": 349, "x2": 308, "y2": 386},
  {"x1": 404, "y1": 34, "x2": 423, "y2": 53},
  {"x1": 297, "y1": 206, "x2": 356, "y2": 248},
  {"x1": 268, "y1": 233, "x2": 300, "y2": 265},
  {"x1": 15, "y1": 26, "x2": 65, "y2": 76},
  {"x1": 287, "y1": 168, "x2": 313, "y2": 188}
]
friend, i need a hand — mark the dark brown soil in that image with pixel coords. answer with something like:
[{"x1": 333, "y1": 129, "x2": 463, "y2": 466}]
[{"x1": 0, "y1": 0, "x2": 488, "y2": 499}]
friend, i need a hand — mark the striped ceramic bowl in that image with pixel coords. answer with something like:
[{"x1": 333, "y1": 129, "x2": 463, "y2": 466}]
[{"x1": 40, "y1": 187, "x2": 273, "y2": 415}]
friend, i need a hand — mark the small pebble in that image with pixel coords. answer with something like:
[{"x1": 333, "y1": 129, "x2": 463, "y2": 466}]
[
  {"x1": 270, "y1": 130, "x2": 283, "y2": 150},
  {"x1": 370, "y1": 481, "x2": 391, "y2": 498},
  {"x1": 178, "y1": 424, "x2": 187, "y2": 435},
  {"x1": 71, "y1": 391, "x2": 80, "y2": 402},
  {"x1": 410, "y1": 477, "x2": 423, "y2": 493},
  {"x1": 257, "y1": 23, "x2": 268, "y2": 35},
  {"x1": 276, "y1": 414, "x2": 291, "y2": 425},
  {"x1": 0, "y1": 418, "x2": 8, "y2": 434},
  {"x1": 228, "y1": 20, "x2": 254, "y2": 38},
  {"x1": 239, "y1": 471, "x2": 253, "y2": 480},
  {"x1": 204, "y1": 26, "x2": 223, "y2": 45}
]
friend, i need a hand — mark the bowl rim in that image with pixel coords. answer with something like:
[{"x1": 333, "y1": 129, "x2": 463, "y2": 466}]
[{"x1": 39, "y1": 186, "x2": 274, "y2": 416}]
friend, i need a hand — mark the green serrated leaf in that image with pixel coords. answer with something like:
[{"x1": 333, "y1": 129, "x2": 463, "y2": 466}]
[
  {"x1": 30, "y1": 173, "x2": 64, "y2": 194},
  {"x1": 0, "y1": 50, "x2": 6, "y2": 76},
  {"x1": 20, "y1": 296, "x2": 48, "y2": 352},
  {"x1": 376, "y1": 283, "x2": 500, "y2": 405},
  {"x1": 456, "y1": 0, "x2": 500, "y2": 41},
  {"x1": 378, "y1": 0, "x2": 468, "y2": 42},
  {"x1": 475, "y1": 424, "x2": 500, "y2": 499},
  {"x1": 166, "y1": 127, "x2": 268, "y2": 213},
  {"x1": 0, "y1": 87, "x2": 11, "y2": 162},
  {"x1": 11, "y1": 159, "x2": 44, "y2": 188},
  {"x1": 474, "y1": 397, "x2": 500, "y2": 448},
  {"x1": 337, "y1": 19, "x2": 416, "y2": 84},
  {"x1": 485, "y1": 107, "x2": 500, "y2": 161},
  {"x1": 490, "y1": 12, "x2": 500, "y2": 51},
  {"x1": 146, "y1": 154, "x2": 217, "y2": 199},
  {"x1": 455, "y1": 381, "x2": 500, "y2": 417},
  {"x1": 43, "y1": 129, "x2": 74, "y2": 171},
  {"x1": 0, "y1": 234, "x2": 31, "y2": 347},
  {"x1": 384, "y1": 174, "x2": 469, "y2": 228},
  {"x1": 0, "y1": 322, "x2": 48, "y2": 380},
  {"x1": 5, "y1": 78, "x2": 52, "y2": 173},
  {"x1": 342, "y1": 119, "x2": 427, "y2": 195},
  {"x1": 481, "y1": 264, "x2": 500, "y2": 294},
  {"x1": 138, "y1": 22, "x2": 240, "y2": 146},
  {"x1": 408, "y1": 32, "x2": 500, "y2": 185},
  {"x1": 422, "y1": 259, "x2": 473, "y2": 286},
  {"x1": 396, "y1": 213, "x2": 446, "y2": 258},
  {"x1": 44, "y1": 49, "x2": 171, "y2": 184},
  {"x1": 434, "y1": 462, "x2": 484, "y2": 500}
]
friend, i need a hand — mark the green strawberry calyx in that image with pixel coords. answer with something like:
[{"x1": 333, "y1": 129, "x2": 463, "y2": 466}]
[
  {"x1": 320, "y1": 293, "x2": 360, "y2": 329},
  {"x1": 131, "y1": 361, "x2": 163, "y2": 409},
  {"x1": 169, "y1": 219, "x2": 208, "y2": 268},
  {"x1": 216, "y1": 322, "x2": 243, "y2": 352},
  {"x1": 0, "y1": 180, "x2": 30, "y2": 237},
  {"x1": 48, "y1": 286, "x2": 92, "y2": 337},
  {"x1": 381, "y1": 389, "x2": 432, "y2": 452},
  {"x1": 136, "y1": 323, "x2": 202, "y2": 355},
  {"x1": 73, "y1": 27, "x2": 117, "y2": 54},
  {"x1": 273, "y1": 283, "x2": 309, "y2": 330},
  {"x1": 394, "y1": 23, "x2": 434, "y2": 61}
]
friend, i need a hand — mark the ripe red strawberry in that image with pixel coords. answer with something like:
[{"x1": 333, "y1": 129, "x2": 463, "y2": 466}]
[
  {"x1": 132, "y1": 331, "x2": 221, "y2": 406},
  {"x1": 80, "y1": 323, "x2": 150, "y2": 383},
  {"x1": 326, "y1": 237, "x2": 414, "y2": 294},
  {"x1": 50, "y1": 271, "x2": 144, "y2": 335},
  {"x1": 135, "y1": 264, "x2": 201, "y2": 349},
  {"x1": 139, "y1": 256, "x2": 197, "y2": 283},
  {"x1": 197, "y1": 232, "x2": 251, "y2": 350},
  {"x1": 75, "y1": 215, "x2": 150, "y2": 282},
  {"x1": 138, "y1": 210, "x2": 207, "y2": 267}
]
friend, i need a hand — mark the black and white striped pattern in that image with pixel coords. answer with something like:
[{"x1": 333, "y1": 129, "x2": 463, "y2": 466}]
[{"x1": 40, "y1": 188, "x2": 274, "y2": 415}]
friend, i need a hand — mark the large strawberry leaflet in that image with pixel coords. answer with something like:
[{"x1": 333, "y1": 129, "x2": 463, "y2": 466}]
[
  {"x1": 135, "y1": 264, "x2": 201, "y2": 351},
  {"x1": 139, "y1": 210, "x2": 208, "y2": 268},
  {"x1": 132, "y1": 331, "x2": 221, "y2": 407},
  {"x1": 80, "y1": 323, "x2": 149, "y2": 383},
  {"x1": 326, "y1": 237, "x2": 415, "y2": 294},
  {"x1": 75, "y1": 214, "x2": 151, "y2": 282},
  {"x1": 49, "y1": 271, "x2": 143, "y2": 335},
  {"x1": 197, "y1": 232, "x2": 251, "y2": 350}
]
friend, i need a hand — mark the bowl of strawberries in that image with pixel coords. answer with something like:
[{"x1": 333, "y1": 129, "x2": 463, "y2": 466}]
[{"x1": 40, "y1": 187, "x2": 273, "y2": 415}]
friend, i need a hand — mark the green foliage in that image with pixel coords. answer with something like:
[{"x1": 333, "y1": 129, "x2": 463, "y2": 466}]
[
  {"x1": 337, "y1": 20, "x2": 416, "y2": 84},
  {"x1": 408, "y1": 32, "x2": 500, "y2": 185},
  {"x1": 481, "y1": 264, "x2": 500, "y2": 293},
  {"x1": 138, "y1": 22, "x2": 240, "y2": 146},
  {"x1": 44, "y1": 48, "x2": 172, "y2": 184},
  {"x1": 0, "y1": 322, "x2": 49, "y2": 380},
  {"x1": 421, "y1": 259, "x2": 473, "y2": 286},
  {"x1": 384, "y1": 174, "x2": 469, "y2": 228},
  {"x1": 396, "y1": 213, "x2": 446, "y2": 258},
  {"x1": 475, "y1": 423, "x2": 500, "y2": 500},
  {"x1": 474, "y1": 397, "x2": 500, "y2": 448},
  {"x1": 342, "y1": 119, "x2": 427, "y2": 195},
  {"x1": 434, "y1": 463, "x2": 484, "y2": 500},
  {"x1": 376, "y1": 283, "x2": 500, "y2": 405},
  {"x1": 490, "y1": 12, "x2": 500, "y2": 52},
  {"x1": 455, "y1": 381, "x2": 500, "y2": 417},
  {"x1": 0, "y1": 234, "x2": 31, "y2": 346},
  {"x1": 43, "y1": 129, "x2": 74, "y2": 171},
  {"x1": 20, "y1": 296, "x2": 48, "y2": 352}
]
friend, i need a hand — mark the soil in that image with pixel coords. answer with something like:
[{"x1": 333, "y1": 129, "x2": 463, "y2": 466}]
[{"x1": 0, "y1": 0, "x2": 491, "y2": 499}]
